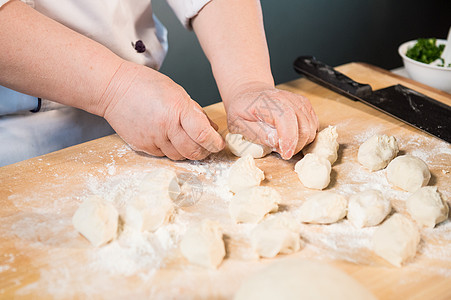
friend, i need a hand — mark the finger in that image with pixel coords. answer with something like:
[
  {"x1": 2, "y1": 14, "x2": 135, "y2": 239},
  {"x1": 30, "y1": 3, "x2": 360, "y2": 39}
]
[
  {"x1": 294, "y1": 112, "x2": 313, "y2": 153},
  {"x1": 228, "y1": 117, "x2": 279, "y2": 149},
  {"x1": 180, "y1": 102, "x2": 225, "y2": 153},
  {"x1": 128, "y1": 142, "x2": 166, "y2": 158},
  {"x1": 169, "y1": 126, "x2": 211, "y2": 160},
  {"x1": 158, "y1": 138, "x2": 186, "y2": 161},
  {"x1": 248, "y1": 99, "x2": 298, "y2": 159}
]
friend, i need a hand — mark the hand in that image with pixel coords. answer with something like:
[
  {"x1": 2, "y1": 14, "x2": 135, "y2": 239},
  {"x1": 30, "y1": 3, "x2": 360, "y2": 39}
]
[
  {"x1": 98, "y1": 61, "x2": 225, "y2": 160},
  {"x1": 225, "y1": 82, "x2": 319, "y2": 160}
]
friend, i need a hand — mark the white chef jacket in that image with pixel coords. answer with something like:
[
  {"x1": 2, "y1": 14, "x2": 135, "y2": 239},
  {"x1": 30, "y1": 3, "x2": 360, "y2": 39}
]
[{"x1": 0, "y1": 0, "x2": 212, "y2": 166}]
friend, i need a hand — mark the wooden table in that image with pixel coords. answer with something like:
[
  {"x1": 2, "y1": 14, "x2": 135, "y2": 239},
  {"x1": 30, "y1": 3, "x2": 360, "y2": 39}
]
[{"x1": 1, "y1": 63, "x2": 450, "y2": 299}]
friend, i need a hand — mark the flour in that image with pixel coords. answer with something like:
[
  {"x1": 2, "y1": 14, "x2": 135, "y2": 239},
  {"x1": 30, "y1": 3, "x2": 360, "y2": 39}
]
[{"x1": 3, "y1": 130, "x2": 451, "y2": 298}]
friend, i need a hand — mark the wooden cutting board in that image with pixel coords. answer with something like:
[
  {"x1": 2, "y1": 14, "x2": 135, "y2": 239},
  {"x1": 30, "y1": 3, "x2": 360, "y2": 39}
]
[{"x1": 0, "y1": 63, "x2": 450, "y2": 299}]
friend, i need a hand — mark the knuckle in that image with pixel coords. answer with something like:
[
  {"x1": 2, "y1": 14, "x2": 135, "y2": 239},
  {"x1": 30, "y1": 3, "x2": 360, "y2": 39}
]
[
  {"x1": 186, "y1": 146, "x2": 208, "y2": 160},
  {"x1": 194, "y1": 127, "x2": 211, "y2": 145}
]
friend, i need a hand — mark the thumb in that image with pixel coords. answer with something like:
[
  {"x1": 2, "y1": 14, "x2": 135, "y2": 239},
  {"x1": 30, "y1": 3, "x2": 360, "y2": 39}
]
[{"x1": 180, "y1": 101, "x2": 225, "y2": 153}]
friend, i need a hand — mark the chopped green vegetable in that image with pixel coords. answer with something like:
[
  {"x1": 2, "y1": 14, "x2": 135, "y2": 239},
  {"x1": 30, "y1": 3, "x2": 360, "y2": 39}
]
[{"x1": 406, "y1": 38, "x2": 445, "y2": 64}]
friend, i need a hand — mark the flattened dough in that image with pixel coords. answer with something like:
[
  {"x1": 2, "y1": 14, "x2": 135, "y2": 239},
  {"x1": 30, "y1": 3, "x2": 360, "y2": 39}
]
[
  {"x1": 298, "y1": 192, "x2": 347, "y2": 224},
  {"x1": 72, "y1": 195, "x2": 119, "y2": 247},
  {"x1": 372, "y1": 213, "x2": 420, "y2": 267},
  {"x1": 234, "y1": 259, "x2": 376, "y2": 300},
  {"x1": 226, "y1": 133, "x2": 272, "y2": 158},
  {"x1": 347, "y1": 190, "x2": 391, "y2": 228},
  {"x1": 251, "y1": 214, "x2": 301, "y2": 258},
  {"x1": 294, "y1": 153, "x2": 331, "y2": 190},
  {"x1": 386, "y1": 155, "x2": 430, "y2": 192},
  {"x1": 406, "y1": 186, "x2": 449, "y2": 228},
  {"x1": 302, "y1": 125, "x2": 339, "y2": 164},
  {"x1": 358, "y1": 134, "x2": 399, "y2": 171},
  {"x1": 228, "y1": 155, "x2": 265, "y2": 193},
  {"x1": 229, "y1": 186, "x2": 280, "y2": 223},
  {"x1": 180, "y1": 219, "x2": 225, "y2": 269}
]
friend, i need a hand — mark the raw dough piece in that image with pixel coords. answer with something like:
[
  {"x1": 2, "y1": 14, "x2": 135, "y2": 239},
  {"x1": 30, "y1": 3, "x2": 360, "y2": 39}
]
[
  {"x1": 298, "y1": 192, "x2": 347, "y2": 224},
  {"x1": 228, "y1": 155, "x2": 265, "y2": 193},
  {"x1": 72, "y1": 195, "x2": 119, "y2": 247},
  {"x1": 180, "y1": 219, "x2": 225, "y2": 269},
  {"x1": 372, "y1": 213, "x2": 420, "y2": 267},
  {"x1": 137, "y1": 169, "x2": 181, "y2": 201},
  {"x1": 358, "y1": 134, "x2": 399, "y2": 171},
  {"x1": 251, "y1": 214, "x2": 301, "y2": 258},
  {"x1": 234, "y1": 259, "x2": 376, "y2": 300},
  {"x1": 302, "y1": 125, "x2": 339, "y2": 164},
  {"x1": 226, "y1": 133, "x2": 272, "y2": 158},
  {"x1": 294, "y1": 153, "x2": 331, "y2": 190},
  {"x1": 406, "y1": 186, "x2": 449, "y2": 228},
  {"x1": 386, "y1": 155, "x2": 431, "y2": 192},
  {"x1": 229, "y1": 186, "x2": 280, "y2": 223},
  {"x1": 123, "y1": 169, "x2": 180, "y2": 232},
  {"x1": 347, "y1": 190, "x2": 391, "y2": 228}
]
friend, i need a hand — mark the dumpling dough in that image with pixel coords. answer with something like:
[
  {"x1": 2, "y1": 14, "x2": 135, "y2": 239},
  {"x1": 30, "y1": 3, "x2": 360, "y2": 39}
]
[
  {"x1": 180, "y1": 219, "x2": 225, "y2": 269},
  {"x1": 229, "y1": 186, "x2": 280, "y2": 223},
  {"x1": 347, "y1": 190, "x2": 391, "y2": 228},
  {"x1": 228, "y1": 155, "x2": 265, "y2": 193},
  {"x1": 226, "y1": 133, "x2": 272, "y2": 158},
  {"x1": 251, "y1": 214, "x2": 301, "y2": 258},
  {"x1": 72, "y1": 195, "x2": 119, "y2": 247},
  {"x1": 406, "y1": 186, "x2": 449, "y2": 228},
  {"x1": 358, "y1": 134, "x2": 399, "y2": 171},
  {"x1": 372, "y1": 213, "x2": 420, "y2": 267},
  {"x1": 234, "y1": 259, "x2": 376, "y2": 300},
  {"x1": 302, "y1": 125, "x2": 339, "y2": 164},
  {"x1": 124, "y1": 169, "x2": 180, "y2": 232},
  {"x1": 298, "y1": 192, "x2": 347, "y2": 224},
  {"x1": 294, "y1": 153, "x2": 331, "y2": 190},
  {"x1": 386, "y1": 155, "x2": 431, "y2": 192}
]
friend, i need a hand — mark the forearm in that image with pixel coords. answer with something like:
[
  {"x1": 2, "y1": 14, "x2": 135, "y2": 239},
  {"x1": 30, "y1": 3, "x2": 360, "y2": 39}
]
[
  {"x1": 192, "y1": 0, "x2": 274, "y2": 108},
  {"x1": 0, "y1": 0, "x2": 124, "y2": 116}
]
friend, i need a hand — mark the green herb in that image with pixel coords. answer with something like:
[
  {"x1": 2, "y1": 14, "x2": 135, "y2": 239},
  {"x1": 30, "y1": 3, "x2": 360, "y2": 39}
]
[{"x1": 406, "y1": 38, "x2": 445, "y2": 64}]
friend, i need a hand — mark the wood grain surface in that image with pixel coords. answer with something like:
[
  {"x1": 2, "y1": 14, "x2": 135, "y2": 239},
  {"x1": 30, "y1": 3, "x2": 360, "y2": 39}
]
[{"x1": 0, "y1": 63, "x2": 450, "y2": 299}]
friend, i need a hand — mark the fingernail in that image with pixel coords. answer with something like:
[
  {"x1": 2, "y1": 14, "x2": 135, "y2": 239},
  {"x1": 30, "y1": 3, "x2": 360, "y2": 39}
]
[{"x1": 284, "y1": 149, "x2": 294, "y2": 159}]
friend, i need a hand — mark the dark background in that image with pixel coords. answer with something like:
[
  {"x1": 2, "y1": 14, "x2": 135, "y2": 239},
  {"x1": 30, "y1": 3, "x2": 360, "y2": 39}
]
[{"x1": 153, "y1": 0, "x2": 450, "y2": 107}]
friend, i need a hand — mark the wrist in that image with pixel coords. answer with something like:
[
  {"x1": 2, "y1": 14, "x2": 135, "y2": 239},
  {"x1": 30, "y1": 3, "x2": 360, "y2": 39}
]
[{"x1": 94, "y1": 60, "x2": 142, "y2": 118}]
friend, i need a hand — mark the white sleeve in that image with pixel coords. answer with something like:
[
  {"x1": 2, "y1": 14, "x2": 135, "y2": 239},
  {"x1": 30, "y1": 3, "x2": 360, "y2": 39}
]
[
  {"x1": 165, "y1": 0, "x2": 213, "y2": 29},
  {"x1": 0, "y1": 0, "x2": 10, "y2": 7},
  {"x1": 1, "y1": 0, "x2": 35, "y2": 8}
]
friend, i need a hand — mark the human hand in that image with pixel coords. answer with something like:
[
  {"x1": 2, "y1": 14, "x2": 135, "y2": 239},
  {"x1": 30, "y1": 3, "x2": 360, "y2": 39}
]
[
  {"x1": 225, "y1": 82, "x2": 319, "y2": 160},
  {"x1": 98, "y1": 61, "x2": 225, "y2": 160}
]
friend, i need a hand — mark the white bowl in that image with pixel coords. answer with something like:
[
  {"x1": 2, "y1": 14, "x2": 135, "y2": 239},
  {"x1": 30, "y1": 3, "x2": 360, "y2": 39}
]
[{"x1": 398, "y1": 39, "x2": 451, "y2": 93}]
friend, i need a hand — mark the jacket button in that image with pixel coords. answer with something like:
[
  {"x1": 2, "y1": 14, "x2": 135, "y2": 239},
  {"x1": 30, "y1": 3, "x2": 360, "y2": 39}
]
[{"x1": 133, "y1": 40, "x2": 146, "y2": 53}]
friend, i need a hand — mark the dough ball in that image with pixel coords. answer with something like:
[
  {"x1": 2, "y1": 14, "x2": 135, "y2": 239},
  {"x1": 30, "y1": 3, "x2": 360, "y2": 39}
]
[
  {"x1": 234, "y1": 259, "x2": 376, "y2": 300},
  {"x1": 358, "y1": 134, "x2": 399, "y2": 171},
  {"x1": 294, "y1": 153, "x2": 331, "y2": 190},
  {"x1": 226, "y1": 133, "x2": 272, "y2": 158},
  {"x1": 386, "y1": 155, "x2": 431, "y2": 192},
  {"x1": 298, "y1": 192, "x2": 347, "y2": 224},
  {"x1": 228, "y1": 155, "x2": 265, "y2": 193},
  {"x1": 406, "y1": 186, "x2": 449, "y2": 228},
  {"x1": 180, "y1": 219, "x2": 225, "y2": 269},
  {"x1": 72, "y1": 195, "x2": 119, "y2": 247},
  {"x1": 347, "y1": 190, "x2": 391, "y2": 228},
  {"x1": 302, "y1": 125, "x2": 339, "y2": 164},
  {"x1": 138, "y1": 169, "x2": 181, "y2": 201},
  {"x1": 251, "y1": 213, "x2": 301, "y2": 258},
  {"x1": 229, "y1": 186, "x2": 280, "y2": 223},
  {"x1": 372, "y1": 213, "x2": 420, "y2": 267},
  {"x1": 123, "y1": 169, "x2": 179, "y2": 232},
  {"x1": 124, "y1": 193, "x2": 174, "y2": 232}
]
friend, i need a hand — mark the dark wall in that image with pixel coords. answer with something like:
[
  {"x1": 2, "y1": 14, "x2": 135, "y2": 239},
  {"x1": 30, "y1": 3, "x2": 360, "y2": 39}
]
[{"x1": 153, "y1": 0, "x2": 450, "y2": 107}]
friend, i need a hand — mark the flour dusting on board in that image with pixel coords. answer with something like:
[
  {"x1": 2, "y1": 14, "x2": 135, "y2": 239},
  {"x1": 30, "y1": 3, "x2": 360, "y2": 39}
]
[{"x1": 3, "y1": 127, "x2": 451, "y2": 299}]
